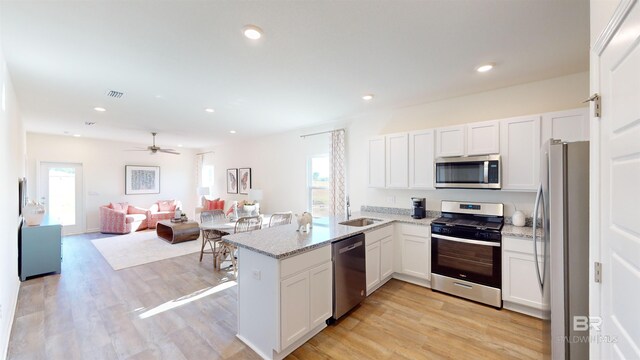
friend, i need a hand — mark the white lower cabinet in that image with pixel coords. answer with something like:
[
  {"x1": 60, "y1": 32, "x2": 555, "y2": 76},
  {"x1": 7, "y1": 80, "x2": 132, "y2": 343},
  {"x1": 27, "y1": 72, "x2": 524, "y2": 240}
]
[
  {"x1": 397, "y1": 224, "x2": 431, "y2": 280},
  {"x1": 365, "y1": 241, "x2": 381, "y2": 292},
  {"x1": 280, "y1": 272, "x2": 310, "y2": 349},
  {"x1": 279, "y1": 247, "x2": 333, "y2": 351},
  {"x1": 380, "y1": 236, "x2": 394, "y2": 279},
  {"x1": 502, "y1": 236, "x2": 548, "y2": 318},
  {"x1": 365, "y1": 225, "x2": 394, "y2": 295},
  {"x1": 309, "y1": 262, "x2": 333, "y2": 329}
]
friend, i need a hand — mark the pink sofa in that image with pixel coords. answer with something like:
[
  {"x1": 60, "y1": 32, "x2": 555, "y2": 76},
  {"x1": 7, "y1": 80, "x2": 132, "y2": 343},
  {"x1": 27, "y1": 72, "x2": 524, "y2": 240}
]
[
  {"x1": 148, "y1": 200, "x2": 182, "y2": 228},
  {"x1": 99, "y1": 203, "x2": 149, "y2": 234}
]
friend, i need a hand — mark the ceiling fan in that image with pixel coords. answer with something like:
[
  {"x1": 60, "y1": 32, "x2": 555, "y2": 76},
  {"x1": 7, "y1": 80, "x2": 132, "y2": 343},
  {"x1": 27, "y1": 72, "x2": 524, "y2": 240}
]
[{"x1": 126, "y1": 132, "x2": 180, "y2": 155}]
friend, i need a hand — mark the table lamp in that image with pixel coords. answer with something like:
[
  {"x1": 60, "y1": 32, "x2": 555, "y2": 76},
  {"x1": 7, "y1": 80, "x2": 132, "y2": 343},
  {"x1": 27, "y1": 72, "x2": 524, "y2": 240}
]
[
  {"x1": 197, "y1": 186, "x2": 210, "y2": 205},
  {"x1": 248, "y1": 188, "x2": 263, "y2": 214}
]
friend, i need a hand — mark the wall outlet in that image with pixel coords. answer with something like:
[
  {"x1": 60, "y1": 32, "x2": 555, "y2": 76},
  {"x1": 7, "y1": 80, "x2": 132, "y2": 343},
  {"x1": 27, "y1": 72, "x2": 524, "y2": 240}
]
[
  {"x1": 252, "y1": 269, "x2": 261, "y2": 280},
  {"x1": 387, "y1": 196, "x2": 396, "y2": 204}
]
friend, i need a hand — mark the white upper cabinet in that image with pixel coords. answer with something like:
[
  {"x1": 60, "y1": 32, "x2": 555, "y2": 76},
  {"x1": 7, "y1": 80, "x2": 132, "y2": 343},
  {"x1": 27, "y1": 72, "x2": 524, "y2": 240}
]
[
  {"x1": 408, "y1": 129, "x2": 435, "y2": 189},
  {"x1": 541, "y1": 107, "x2": 590, "y2": 143},
  {"x1": 368, "y1": 136, "x2": 386, "y2": 188},
  {"x1": 385, "y1": 133, "x2": 409, "y2": 188},
  {"x1": 466, "y1": 120, "x2": 500, "y2": 155},
  {"x1": 435, "y1": 125, "x2": 465, "y2": 157},
  {"x1": 500, "y1": 115, "x2": 541, "y2": 191}
]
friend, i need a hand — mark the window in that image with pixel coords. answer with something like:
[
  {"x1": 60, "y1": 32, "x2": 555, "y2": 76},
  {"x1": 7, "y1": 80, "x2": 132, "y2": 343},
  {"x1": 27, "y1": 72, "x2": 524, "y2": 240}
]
[
  {"x1": 308, "y1": 155, "x2": 330, "y2": 217},
  {"x1": 202, "y1": 165, "x2": 214, "y2": 190}
]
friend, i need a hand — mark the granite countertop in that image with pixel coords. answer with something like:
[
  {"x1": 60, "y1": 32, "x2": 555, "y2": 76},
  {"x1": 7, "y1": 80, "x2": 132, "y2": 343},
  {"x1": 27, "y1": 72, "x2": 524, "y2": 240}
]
[
  {"x1": 502, "y1": 224, "x2": 540, "y2": 239},
  {"x1": 222, "y1": 208, "x2": 539, "y2": 259},
  {"x1": 222, "y1": 215, "x2": 399, "y2": 259}
]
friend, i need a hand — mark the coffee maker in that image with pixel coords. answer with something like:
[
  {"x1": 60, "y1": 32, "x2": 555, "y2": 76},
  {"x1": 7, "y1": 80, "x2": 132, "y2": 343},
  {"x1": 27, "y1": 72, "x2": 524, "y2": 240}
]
[{"x1": 411, "y1": 197, "x2": 426, "y2": 219}]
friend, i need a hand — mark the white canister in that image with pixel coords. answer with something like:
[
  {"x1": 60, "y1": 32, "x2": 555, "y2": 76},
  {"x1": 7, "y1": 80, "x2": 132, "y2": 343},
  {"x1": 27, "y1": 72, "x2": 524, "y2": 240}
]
[{"x1": 512, "y1": 210, "x2": 526, "y2": 227}]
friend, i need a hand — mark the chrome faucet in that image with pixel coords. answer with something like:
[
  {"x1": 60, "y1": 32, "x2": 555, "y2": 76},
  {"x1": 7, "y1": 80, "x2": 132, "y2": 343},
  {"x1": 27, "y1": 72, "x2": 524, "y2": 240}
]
[{"x1": 346, "y1": 196, "x2": 351, "y2": 220}]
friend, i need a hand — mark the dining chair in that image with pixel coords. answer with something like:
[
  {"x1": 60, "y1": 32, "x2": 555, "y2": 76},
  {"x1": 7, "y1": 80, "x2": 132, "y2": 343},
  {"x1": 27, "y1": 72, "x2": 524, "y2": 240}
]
[
  {"x1": 219, "y1": 216, "x2": 263, "y2": 275},
  {"x1": 199, "y1": 210, "x2": 226, "y2": 267},
  {"x1": 269, "y1": 211, "x2": 293, "y2": 227}
]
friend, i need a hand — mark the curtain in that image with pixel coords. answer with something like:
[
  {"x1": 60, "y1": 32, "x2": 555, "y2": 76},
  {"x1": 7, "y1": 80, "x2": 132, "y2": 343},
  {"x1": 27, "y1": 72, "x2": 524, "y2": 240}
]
[
  {"x1": 195, "y1": 153, "x2": 204, "y2": 203},
  {"x1": 329, "y1": 129, "x2": 346, "y2": 216}
]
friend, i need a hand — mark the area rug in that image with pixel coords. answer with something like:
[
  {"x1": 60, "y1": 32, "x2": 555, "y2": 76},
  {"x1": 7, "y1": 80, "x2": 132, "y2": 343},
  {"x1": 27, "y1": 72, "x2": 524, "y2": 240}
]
[{"x1": 91, "y1": 230, "x2": 202, "y2": 270}]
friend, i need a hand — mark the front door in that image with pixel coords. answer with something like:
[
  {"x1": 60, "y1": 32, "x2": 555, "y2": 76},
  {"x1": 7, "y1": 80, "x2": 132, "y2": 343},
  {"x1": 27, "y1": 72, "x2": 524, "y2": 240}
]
[
  {"x1": 593, "y1": 2, "x2": 640, "y2": 358},
  {"x1": 39, "y1": 162, "x2": 84, "y2": 235}
]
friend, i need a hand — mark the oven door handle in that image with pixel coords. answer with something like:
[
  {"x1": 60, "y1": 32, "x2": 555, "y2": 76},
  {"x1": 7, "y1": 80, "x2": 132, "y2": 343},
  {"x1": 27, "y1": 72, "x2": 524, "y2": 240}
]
[{"x1": 432, "y1": 234, "x2": 501, "y2": 247}]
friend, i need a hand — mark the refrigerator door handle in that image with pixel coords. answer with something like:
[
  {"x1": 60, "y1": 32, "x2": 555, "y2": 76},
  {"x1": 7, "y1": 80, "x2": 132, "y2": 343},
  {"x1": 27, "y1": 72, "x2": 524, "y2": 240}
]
[{"x1": 533, "y1": 184, "x2": 544, "y2": 292}]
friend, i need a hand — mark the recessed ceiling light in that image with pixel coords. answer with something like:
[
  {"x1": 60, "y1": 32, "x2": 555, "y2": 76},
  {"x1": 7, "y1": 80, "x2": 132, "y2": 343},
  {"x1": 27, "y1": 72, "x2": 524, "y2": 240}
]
[
  {"x1": 229, "y1": 130, "x2": 237, "y2": 134},
  {"x1": 476, "y1": 64, "x2": 494, "y2": 73},
  {"x1": 205, "y1": 108, "x2": 215, "y2": 113},
  {"x1": 94, "y1": 107, "x2": 106, "y2": 112},
  {"x1": 73, "y1": 134, "x2": 81, "y2": 137},
  {"x1": 362, "y1": 94, "x2": 374, "y2": 101},
  {"x1": 243, "y1": 25, "x2": 263, "y2": 40},
  {"x1": 177, "y1": 144, "x2": 183, "y2": 147}
]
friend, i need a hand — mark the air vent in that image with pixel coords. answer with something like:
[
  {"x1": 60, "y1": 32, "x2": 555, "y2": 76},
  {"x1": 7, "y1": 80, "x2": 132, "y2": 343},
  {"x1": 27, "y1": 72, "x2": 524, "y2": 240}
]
[
  {"x1": 85, "y1": 121, "x2": 96, "y2": 126},
  {"x1": 106, "y1": 90, "x2": 124, "y2": 98}
]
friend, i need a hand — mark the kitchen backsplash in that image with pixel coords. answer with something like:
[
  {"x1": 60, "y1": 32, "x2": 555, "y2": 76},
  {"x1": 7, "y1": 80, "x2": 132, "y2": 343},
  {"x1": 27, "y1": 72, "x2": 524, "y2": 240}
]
[{"x1": 361, "y1": 205, "x2": 539, "y2": 227}]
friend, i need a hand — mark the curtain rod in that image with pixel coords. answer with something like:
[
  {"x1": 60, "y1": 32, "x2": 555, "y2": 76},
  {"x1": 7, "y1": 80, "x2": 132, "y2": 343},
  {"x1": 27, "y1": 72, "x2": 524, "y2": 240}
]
[
  {"x1": 300, "y1": 128, "x2": 345, "y2": 138},
  {"x1": 196, "y1": 151, "x2": 215, "y2": 155}
]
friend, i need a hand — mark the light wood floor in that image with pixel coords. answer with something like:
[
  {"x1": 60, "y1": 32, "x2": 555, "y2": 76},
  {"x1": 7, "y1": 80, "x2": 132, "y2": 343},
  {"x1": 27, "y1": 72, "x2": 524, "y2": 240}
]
[{"x1": 8, "y1": 232, "x2": 544, "y2": 359}]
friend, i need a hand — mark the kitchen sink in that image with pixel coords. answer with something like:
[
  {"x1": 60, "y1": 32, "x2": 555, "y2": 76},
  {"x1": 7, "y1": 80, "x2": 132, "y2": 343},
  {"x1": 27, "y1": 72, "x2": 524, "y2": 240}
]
[{"x1": 339, "y1": 218, "x2": 382, "y2": 227}]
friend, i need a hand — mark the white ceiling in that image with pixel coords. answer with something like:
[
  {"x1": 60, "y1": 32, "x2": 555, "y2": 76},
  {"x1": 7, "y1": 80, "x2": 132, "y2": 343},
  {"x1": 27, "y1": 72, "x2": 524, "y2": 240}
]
[{"x1": 1, "y1": 1, "x2": 589, "y2": 149}]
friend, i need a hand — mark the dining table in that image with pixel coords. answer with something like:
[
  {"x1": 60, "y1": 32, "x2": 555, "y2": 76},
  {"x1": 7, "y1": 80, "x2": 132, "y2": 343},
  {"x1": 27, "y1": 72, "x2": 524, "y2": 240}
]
[{"x1": 199, "y1": 214, "x2": 270, "y2": 269}]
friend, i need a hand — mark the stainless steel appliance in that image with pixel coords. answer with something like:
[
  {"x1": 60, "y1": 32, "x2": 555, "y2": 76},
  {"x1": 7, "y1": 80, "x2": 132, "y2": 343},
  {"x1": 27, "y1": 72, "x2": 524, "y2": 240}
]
[
  {"x1": 411, "y1": 197, "x2": 426, "y2": 219},
  {"x1": 431, "y1": 201, "x2": 504, "y2": 308},
  {"x1": 331, "y1": 233, "x2": 366, "y2": 321},
  {"x1": 537, "y1": 140, "x2": 589, "y2": 360},
  {"x1": 435, "y1": 155, "x2": 501, "y2": 189}
]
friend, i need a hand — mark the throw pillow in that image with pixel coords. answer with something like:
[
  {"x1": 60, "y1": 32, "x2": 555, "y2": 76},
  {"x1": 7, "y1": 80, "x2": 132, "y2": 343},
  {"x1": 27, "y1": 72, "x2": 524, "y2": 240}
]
[
  {"x1": 204, "y1": 199, "x2": 215, "y2": 210},
  {"x1": 214, "y1": 200, "x2": 225, "y2": 210},
  {"x1": 158, "y1": 200, "x2": 175, "y2": 212},
  {"x1": 109, "y1": 202, "x2": 128, "y2": 213}
]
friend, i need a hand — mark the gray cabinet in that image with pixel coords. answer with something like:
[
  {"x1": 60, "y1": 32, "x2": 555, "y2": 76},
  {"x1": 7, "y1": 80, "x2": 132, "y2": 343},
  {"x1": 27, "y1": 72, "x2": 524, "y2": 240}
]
[{"x1": 20, "y1": 217, "x2": 62, "y2": 281}]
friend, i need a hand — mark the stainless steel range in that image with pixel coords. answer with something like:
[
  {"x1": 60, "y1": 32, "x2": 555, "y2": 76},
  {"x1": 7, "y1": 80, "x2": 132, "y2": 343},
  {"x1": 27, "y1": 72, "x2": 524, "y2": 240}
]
[{"x1": 430, "y1": 201, "x2": 504, "y2": 308}]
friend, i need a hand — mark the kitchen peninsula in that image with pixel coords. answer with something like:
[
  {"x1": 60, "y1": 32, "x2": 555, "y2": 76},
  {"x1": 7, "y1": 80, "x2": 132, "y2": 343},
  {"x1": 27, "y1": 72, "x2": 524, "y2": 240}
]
[{"x1": 222, "y1": 217, "x2": 394, "y2": 360}]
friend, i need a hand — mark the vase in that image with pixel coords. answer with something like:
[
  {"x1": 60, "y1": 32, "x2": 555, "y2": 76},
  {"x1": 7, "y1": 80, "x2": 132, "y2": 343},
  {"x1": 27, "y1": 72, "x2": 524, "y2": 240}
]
[
  {"x1": 512, "y1": 210, "x2": 526, "y2": 227},
  {"x1": 23, "y1": 200, "x2": 45, "y2": 226}
]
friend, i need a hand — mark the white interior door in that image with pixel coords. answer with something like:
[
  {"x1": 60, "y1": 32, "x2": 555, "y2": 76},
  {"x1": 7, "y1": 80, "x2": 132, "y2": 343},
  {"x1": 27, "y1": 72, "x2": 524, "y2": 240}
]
[
  {"x1": 39, "y1": 162, "x2": 84, "y2": 235},
  {"x1": 593, "y1": 2, "x2": 640, "y2": 358}
]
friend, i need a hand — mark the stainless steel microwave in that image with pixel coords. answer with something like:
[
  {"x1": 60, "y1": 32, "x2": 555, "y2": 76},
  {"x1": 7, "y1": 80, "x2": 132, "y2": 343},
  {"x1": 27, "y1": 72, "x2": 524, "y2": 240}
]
[{"x1": 435, "y1": 155, "x2": 501, "y2": 189}]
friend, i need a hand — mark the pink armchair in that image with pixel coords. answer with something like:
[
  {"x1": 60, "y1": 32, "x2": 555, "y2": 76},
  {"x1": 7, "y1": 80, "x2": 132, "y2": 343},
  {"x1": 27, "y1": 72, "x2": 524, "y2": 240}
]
[
  {"x1": 99, "y1": 203, "x2": 149, "y2": 234},
  {"x1": 148, "y1": 200, "x2": 182, "y2": 228}
]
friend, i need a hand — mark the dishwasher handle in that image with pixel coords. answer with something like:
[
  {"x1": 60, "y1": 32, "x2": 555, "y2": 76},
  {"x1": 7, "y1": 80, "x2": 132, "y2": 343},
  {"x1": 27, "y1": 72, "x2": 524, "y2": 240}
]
[{"x1": 338, "y1": 241, "x2": 363, "y2": 254}]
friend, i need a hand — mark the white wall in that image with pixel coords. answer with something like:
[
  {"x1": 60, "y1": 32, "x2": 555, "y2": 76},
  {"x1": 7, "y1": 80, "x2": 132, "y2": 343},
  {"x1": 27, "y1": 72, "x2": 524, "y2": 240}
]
[
  {"x1": 203, "y1": 71, "x2": 589, "y2": 219},
  {"x1": 26, "y1": 133, "x2": 197, "y2": 232},
  {"x1": 204, "y1": 130, "x2": 330, "y2": 215},
  {"x1": 0, "y1": 28, "x2": 26, "y2": 360}
]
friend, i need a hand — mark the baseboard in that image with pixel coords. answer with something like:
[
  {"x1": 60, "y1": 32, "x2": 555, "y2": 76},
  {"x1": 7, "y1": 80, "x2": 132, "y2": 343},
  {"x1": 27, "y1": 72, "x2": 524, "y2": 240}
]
[
  {"x1": 503, "y1": 301, "x2": 549, "y2": 319},
  {"x1": 392, "y1": 272, "x2": 431, "y2": 288},
  {"x1": 3, "y1": 277, "x2": 20, "y2": 360},
  {"x1": 85, "y1": 228, "x2": 100, "y2": 233}
]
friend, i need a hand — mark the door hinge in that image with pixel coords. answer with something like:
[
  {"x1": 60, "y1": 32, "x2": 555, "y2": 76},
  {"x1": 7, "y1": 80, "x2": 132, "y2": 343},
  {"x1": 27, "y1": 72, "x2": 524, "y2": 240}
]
[
  {"x1": 583, "y1": 93, "x2": 601, "y2": 118},
  {"x1": 594, "y1": 262, "x2": 602, "y2": 283}
]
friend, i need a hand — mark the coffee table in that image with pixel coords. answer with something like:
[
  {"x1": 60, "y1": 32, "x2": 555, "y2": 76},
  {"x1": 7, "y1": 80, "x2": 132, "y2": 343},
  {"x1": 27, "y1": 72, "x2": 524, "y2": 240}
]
[{"x1": 156, "y1": 220, "x2": 200, "y2": 244}]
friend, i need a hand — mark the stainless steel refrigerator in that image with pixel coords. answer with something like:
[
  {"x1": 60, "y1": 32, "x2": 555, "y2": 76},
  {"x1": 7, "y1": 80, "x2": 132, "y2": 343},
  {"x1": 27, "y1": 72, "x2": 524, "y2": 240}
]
[{"x1": 535, "y1": 139, "x2": 589, "y2": 360}]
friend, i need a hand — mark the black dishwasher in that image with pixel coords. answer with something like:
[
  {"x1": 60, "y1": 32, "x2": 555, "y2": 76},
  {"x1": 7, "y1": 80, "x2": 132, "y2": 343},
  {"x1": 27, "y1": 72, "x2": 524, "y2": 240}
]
[{"x1": 330, "y1": 233, "x2": 366, "y2": 322}]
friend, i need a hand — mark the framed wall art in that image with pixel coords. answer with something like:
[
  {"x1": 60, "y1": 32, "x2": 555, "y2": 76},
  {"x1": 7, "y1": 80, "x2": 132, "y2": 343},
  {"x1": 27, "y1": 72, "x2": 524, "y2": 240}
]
[
  {"x1": 227, "y1": 168, "x2": 238, "y2": 194},
  {"x1": 239, "y1": 168, "x2": 252, "y2": 194},
  {"x1": 125, "y1": 165, "x2": 160, "y2": 194}
]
